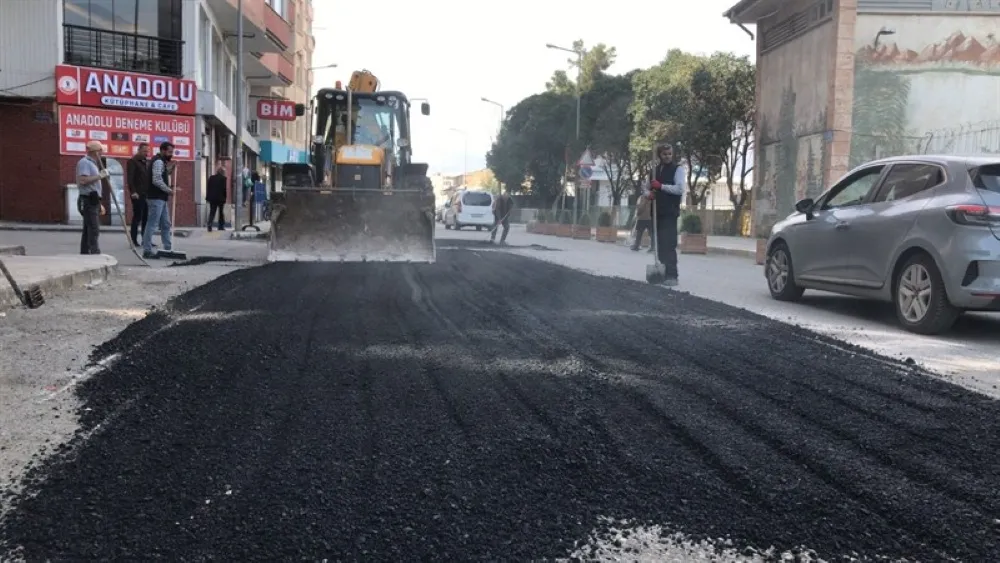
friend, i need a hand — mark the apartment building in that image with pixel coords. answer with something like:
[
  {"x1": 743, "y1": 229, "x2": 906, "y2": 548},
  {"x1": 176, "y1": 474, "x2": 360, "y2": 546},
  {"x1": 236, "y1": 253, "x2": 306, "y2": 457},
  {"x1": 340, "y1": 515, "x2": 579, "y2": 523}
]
[
  {"x1": 0, "y1": 0, "x2": 313, "y2": 226},
  {"x1": 246, "y1": 0, "x2": 314, "y2": 192}
]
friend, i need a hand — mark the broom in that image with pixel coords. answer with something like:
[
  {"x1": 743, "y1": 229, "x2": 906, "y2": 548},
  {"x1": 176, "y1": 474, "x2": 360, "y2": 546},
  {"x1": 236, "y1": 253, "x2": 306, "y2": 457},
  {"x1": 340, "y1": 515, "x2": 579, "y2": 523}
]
[
  {"x1": 156, "y1": 161, "x2": 187, "y2": 260},
  {"x1": 0, "y1": 256, "x2": 44, "y2": 309}
]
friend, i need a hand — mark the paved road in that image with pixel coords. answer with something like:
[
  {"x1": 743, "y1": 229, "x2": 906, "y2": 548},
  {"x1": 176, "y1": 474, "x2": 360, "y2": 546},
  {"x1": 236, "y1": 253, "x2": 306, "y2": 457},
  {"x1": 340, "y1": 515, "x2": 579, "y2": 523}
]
[{"x1": 2, "y1": 242, "x2": 999, "y2": 561}]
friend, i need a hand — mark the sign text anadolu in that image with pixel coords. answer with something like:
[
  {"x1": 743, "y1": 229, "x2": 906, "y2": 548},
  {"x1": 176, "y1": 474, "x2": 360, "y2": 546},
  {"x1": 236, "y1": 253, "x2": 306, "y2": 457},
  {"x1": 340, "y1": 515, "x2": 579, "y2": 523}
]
[
  {"x1": 59, "y1": 106, "x2": 196, "y2": 161},
  {"x1": 55, "y1": 64, "x2": 196, "y2": 115}
]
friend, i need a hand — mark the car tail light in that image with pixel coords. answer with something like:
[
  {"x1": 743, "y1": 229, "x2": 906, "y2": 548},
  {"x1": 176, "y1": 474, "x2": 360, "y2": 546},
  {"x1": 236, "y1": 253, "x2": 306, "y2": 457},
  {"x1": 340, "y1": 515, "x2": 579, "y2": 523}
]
[{"x1": 945, "y1": 204, "x2": 1000, "y2": 226}]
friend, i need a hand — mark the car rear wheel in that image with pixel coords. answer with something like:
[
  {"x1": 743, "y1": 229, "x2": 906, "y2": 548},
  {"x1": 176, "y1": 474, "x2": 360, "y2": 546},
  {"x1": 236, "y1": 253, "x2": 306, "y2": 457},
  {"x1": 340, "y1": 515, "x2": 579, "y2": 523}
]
[
  {"x1": 766, "y1": 242, "x2": 804, "y2": 302},
  {"x1": 894, "y1": 253, "x2": 960, "y2": 335}
]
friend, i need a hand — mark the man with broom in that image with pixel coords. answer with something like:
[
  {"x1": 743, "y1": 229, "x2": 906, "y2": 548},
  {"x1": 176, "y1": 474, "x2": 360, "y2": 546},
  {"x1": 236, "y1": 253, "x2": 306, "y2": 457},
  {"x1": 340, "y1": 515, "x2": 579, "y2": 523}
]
[
  {"x1": 645, "y1": 143, "x2": 686, "y2": 286},
  {"x1": 142, "y1": 142, "x2": 177, "y2": 259},
  {"x1": 490, "y1": 188, "x2": 515, "y2": 246}
]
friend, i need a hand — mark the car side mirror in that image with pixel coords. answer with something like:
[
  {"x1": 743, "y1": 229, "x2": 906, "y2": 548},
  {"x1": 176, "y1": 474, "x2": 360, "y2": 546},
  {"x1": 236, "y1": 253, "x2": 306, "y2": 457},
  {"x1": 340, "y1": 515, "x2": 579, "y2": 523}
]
[
  {"x1": 420, "y1": 102, "x2": 430, "y2": 116},
  {"x1": 794, "y1": 197, "x2": 815, "y2": 218}
]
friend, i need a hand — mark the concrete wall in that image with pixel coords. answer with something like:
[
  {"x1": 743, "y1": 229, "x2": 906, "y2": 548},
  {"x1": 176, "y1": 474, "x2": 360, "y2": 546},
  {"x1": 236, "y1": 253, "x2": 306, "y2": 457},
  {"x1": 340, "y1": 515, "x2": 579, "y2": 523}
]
[
  {"x1": 850, "y1": 12, "x2": 1000, "y2": 166},
  {"x1": 754, "y1": 8, "x2": 836, "y2": 235}
]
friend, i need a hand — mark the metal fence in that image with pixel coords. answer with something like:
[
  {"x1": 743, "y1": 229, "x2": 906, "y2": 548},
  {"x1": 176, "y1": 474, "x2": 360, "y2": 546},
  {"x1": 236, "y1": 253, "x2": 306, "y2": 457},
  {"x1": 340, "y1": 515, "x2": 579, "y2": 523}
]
[
  {"x1": 851, "y1": 122, "x2": 1000, "y2": 168},
  {"x1": 63, "y1": 24, "x2": 184, "y2": 78},
  {"x1": 510, "y1": 206, "x2": 748, "y2": 236}
]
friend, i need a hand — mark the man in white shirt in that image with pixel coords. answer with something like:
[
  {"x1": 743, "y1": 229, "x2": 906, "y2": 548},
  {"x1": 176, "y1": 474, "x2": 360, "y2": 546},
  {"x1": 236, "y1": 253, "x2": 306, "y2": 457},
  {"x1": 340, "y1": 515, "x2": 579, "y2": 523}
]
[{"x1": 76, "y1": 141, "x2": 107, "y2": 254}]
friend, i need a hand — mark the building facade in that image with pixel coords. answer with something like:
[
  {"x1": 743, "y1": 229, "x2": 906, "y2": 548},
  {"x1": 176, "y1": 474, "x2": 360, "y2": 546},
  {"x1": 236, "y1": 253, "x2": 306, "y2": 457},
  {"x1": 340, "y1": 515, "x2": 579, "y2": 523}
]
[
  {"x1": 724, "y1": 0, "x2": 1000, "y2": 236},
  {"x1": 0, "y1": 0, "x2": 313, "y2": 226},
  {"x1": 246, "y1": 0, "x2": 314, "y2": 194}
]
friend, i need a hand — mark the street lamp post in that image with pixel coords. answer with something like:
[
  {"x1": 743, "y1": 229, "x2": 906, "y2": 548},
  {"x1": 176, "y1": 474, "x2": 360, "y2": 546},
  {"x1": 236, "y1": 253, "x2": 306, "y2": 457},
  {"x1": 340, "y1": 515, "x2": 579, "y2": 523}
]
[
  {"x1": 480, "y1": 97, "x2": 504, "y2": 137},
  {"x1": 546, "y1": 42, "x2": 586, "y2": 218},
  {"x1": 305, "y1": 63, "x2": 337, "y2": 153},
  {"x1": 448, "y1": 127, "x2": 468, "y2": 186}
]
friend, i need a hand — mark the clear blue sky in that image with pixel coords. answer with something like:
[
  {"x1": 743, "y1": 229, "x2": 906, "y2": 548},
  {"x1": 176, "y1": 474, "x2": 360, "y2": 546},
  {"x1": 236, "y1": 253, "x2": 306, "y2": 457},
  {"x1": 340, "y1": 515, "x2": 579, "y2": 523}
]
[{"x1": 312, "y1": 1, "x2": 756, "y2": 175}]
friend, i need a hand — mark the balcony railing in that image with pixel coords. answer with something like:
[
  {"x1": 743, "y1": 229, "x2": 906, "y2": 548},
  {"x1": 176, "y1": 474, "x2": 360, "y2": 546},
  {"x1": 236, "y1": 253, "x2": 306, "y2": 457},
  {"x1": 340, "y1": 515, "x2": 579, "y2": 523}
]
[{"x1": 63, "y1": 24, "x2": 184, "y2": 78}]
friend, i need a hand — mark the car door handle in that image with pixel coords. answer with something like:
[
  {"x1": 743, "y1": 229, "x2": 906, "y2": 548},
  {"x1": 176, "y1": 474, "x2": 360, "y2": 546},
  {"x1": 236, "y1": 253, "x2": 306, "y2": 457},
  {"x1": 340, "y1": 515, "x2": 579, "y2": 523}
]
[{"x1": 835, "y1": 221, "x2": 850, "y2": 230}]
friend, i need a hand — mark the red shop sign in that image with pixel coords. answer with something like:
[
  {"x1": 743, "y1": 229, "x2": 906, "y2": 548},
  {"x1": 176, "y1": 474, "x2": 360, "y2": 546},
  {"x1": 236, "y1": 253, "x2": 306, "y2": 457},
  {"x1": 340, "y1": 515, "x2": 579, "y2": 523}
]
[
  {"x1": 256, "y1": 99, "x2": 297, "y2": 121},
  {"x1": 59, "y1": 106, "x2": 197, "y2": 161},
  {"x1": 55, "y1": 64, "x2": 197, "y2": 115}
]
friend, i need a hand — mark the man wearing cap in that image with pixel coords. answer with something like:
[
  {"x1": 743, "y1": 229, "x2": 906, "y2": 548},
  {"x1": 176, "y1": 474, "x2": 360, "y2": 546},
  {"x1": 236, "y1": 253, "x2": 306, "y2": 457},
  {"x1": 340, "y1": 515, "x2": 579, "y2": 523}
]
[{"x1": 76, "y1": 140, "x2": 107, "y2": 254}]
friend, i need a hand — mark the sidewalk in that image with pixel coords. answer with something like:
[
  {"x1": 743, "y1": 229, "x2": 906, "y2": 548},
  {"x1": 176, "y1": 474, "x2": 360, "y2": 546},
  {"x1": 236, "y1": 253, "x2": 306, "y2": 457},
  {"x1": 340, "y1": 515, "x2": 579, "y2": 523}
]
[
  {"x1": 0, "y1": 221, "x2": 193, "y2": 237},
  {"x1": 0, "y1": 254, "x2": 117, "y2": 310}
]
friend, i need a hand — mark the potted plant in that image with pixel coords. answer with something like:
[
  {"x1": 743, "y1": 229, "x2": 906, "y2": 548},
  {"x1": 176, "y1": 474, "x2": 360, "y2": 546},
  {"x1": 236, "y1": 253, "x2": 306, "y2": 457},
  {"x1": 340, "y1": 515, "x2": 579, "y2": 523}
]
[
  {"x1": 573, "y1": 212, "x2": 593, "y2": 239},
  {"x1": 595, "y1": 211, "x2": 617, "y2": 243},
  {"x1": 526, "y1": 211, "x2": 539, "y2": 233},
  {"x1": 553, "y1": 210, "x2": 571, "y2": 237},
  {"x1": 679, "y1": 212, "x2": 708, "y2": 254}
]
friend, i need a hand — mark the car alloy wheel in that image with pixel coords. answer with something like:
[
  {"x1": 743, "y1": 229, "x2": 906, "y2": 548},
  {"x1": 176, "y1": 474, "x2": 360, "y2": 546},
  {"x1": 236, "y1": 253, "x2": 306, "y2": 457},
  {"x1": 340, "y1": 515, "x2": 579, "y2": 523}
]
[
  {"x1": 767, "y1": 249, "x2": 789, "y2": 294},
  {"x1": 898, "y1": 263, "x2": 932, "y2": 323}
]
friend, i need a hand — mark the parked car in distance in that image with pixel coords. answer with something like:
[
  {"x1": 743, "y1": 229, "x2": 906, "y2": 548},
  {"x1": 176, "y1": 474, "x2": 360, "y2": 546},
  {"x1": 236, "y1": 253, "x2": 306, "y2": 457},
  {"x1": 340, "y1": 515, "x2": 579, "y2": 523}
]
[
  {"x1": 444, "y1": 189, "x2": 495, "y2": 231},
  {"x1": 435, "y1": 203, "x2": 448, "y2": 223},
  {"x1": 764, "y1": 155, "x2": 1000, "y2": 335}
]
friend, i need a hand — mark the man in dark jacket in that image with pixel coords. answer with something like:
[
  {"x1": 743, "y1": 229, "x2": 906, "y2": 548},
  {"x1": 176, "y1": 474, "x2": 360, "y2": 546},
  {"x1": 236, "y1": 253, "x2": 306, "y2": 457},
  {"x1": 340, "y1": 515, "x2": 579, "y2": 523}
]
[
  {"x1": 142, "y1": 142, "x2": 176, "y2": 258},
  {"x1": 206, "y1": 162, "x2": 228, "y2": 231},
  {"x1": 490, "y1": 189, "x2": 514, "y2": 246},
  {"x1": 126, "y1": 143, "x2": 150, "y2": 247},
  {"x1": 644, "y1": 144, "x2": 687, "y2": 286}
]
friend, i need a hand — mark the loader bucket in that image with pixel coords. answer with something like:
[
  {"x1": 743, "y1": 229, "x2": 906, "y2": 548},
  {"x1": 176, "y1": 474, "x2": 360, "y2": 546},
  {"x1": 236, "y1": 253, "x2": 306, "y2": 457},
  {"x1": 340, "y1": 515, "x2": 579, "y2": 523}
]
[{"x1": 268, "y1": 189, "x2": 436, "y2": 263}]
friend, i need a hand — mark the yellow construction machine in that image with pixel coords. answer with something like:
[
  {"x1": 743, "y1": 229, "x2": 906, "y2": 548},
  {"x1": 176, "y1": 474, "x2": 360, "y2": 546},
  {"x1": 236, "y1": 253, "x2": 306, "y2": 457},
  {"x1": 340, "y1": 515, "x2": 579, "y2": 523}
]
[{"x1": 268, "y1": 69, "x2": 435, "y2": 262}]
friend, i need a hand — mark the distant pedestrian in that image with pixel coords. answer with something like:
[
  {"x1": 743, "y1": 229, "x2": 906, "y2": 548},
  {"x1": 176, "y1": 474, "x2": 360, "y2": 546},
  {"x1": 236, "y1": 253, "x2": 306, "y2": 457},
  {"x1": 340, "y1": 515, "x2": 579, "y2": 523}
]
[
  {"x1": 142, "y1": 141, "x2": 176, "y2": 258},
  {"x1": 127, "y1": 143, "x2": 151, "y2": 247},
  {"x1": 76, "y1": 141, "x2": 107, "y2": 255},
  {"x1": 631, "y1": 190, "x2": 654, "y2": 253},
  {"x1": 206, "y1": 161, "x2": 228, "y2": 231},
  {"x1": 645, "y1": 143, "x2": 686, "y2": 286},
  {"x1": 491, "y1": 189, "x2": 514, "y2": 245}
]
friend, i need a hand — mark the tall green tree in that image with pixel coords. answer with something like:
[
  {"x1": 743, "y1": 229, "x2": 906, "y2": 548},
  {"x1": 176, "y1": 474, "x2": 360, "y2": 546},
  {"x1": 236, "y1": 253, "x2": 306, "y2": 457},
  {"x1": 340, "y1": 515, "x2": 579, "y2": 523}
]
[
  {"x1": 545, "y1": 40, "x2": 617, "y2": 95},
  {"x1": 580, "y1": 72, "x2": 637, "y2": 211},
  {"x1": 487, "y1": 92, "x2": 575, "y2": 204}
]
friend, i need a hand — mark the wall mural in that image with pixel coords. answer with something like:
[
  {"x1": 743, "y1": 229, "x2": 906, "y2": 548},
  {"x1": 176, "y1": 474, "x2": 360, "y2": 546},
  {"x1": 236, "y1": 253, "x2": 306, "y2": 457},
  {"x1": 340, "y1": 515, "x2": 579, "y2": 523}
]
[{"x1": 850, "y1": 21, "x2": 1000, "y2": 168}]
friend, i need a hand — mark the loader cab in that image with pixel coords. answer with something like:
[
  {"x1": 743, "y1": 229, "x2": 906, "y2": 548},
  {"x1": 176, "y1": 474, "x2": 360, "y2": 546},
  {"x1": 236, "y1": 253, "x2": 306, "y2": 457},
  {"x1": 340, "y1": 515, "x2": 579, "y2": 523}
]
[{"x1": 311, "y1": 88, "x2": 420, "y2": 187}]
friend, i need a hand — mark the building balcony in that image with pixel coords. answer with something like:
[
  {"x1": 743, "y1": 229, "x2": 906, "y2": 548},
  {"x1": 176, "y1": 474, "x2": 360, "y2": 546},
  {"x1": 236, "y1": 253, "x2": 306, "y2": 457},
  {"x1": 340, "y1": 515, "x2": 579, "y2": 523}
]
[
  {"x1": 244, "y1": 52, "x2": 292, "y2": 87},
  {"x1": 264, "y1": 4, "x2": 292, "y2": 50},
  {"x1": 204, "y1": 0, "x2": 282, "y2": 54},
  {"x1": 63, "y1": 24, "x2": 183, "y2": 77}
]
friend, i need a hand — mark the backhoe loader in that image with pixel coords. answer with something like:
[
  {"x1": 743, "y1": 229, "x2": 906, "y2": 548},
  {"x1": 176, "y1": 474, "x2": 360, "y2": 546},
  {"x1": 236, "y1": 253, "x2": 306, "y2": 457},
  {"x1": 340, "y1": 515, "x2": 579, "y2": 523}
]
[{"x1": 268, "y1": 70, "x2": 436, "y2": 262}]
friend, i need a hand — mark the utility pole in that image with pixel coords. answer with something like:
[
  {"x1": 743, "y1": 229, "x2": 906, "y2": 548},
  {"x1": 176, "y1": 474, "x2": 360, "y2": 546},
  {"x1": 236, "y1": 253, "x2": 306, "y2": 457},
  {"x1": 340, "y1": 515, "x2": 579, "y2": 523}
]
[
  {"x1": 480, "y1": 97, "x2": 504, "y2": 137},
  {"x1": 233, "y1": 0, "x2": 245, "y2": 231},
  {"x1": 546, "y1": 43, "x2": 585, "y2": 219}
]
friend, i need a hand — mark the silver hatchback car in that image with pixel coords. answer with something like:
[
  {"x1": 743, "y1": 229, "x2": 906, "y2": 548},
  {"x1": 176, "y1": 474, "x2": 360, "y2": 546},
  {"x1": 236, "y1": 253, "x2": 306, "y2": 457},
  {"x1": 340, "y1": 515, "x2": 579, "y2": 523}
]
[{"x1": 764, "y1": 155, "x2": 1000, "y2": 335}]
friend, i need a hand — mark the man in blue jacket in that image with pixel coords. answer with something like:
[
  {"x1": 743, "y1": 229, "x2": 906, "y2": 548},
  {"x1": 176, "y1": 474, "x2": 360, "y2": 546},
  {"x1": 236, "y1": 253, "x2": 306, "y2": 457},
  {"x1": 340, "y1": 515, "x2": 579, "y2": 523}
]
[{"x1": 644, "y1": 144, "x2": 686, "y2": 286}]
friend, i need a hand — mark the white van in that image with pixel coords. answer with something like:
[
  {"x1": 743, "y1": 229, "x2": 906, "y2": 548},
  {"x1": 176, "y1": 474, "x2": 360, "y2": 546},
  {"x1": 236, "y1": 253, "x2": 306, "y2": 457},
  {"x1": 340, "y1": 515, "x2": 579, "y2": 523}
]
[{"x1": 444, "y1": 189, "x2": 495, "y2": 230}]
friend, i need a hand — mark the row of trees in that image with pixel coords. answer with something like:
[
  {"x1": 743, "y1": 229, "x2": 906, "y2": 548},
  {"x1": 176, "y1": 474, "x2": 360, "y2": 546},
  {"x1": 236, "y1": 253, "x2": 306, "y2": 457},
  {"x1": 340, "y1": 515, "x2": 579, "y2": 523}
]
[{"x1": 486, "y1": 41, "x2": 756, "y2": 228}]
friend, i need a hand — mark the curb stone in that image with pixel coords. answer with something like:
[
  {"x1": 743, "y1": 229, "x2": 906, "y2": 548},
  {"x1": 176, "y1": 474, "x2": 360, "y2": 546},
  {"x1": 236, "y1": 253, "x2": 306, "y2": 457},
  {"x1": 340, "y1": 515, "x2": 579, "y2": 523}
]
[{"x1": 0, "y1": 257, "x2": 118, "y2": 310}]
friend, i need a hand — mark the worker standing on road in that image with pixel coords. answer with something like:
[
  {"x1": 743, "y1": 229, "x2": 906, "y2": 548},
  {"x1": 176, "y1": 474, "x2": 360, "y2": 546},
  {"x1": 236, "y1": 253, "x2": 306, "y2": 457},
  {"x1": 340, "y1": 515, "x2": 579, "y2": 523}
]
[
  {"x1": 631, "y1": 189, "x2": 654, "y2": 253},
  {"x1": 142, "y1": 142, "x2": 176, "y2": 259},
  {"x1": 491, "y1": 189, "x2": 514, "y2": 246},
  {"x1": 76, "y1": 140, "x2": 108, "y2": 255},
  {"x1": 127, "y1": 143, "x2": 151, "y2": 247},
  {"x1": 645, "y1": 144, "x2": 686, "y2": 286},
  {"x1": 206, "y1": 161, "x2": 228, "y2": 232}
]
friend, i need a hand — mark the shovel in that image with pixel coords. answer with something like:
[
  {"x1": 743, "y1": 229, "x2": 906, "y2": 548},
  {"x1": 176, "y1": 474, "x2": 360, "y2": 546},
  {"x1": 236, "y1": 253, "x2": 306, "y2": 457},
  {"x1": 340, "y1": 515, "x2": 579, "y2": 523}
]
[{"x1": 645, "y1": 198, "x2": 666, "y2": 284}]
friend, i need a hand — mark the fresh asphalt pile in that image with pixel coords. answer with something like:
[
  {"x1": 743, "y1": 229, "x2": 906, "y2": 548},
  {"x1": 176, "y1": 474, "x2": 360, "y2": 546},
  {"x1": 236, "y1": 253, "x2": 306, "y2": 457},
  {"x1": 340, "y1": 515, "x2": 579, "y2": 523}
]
[{"x1": 2, "y1": 240, "x2": 1000, "y2": 561}]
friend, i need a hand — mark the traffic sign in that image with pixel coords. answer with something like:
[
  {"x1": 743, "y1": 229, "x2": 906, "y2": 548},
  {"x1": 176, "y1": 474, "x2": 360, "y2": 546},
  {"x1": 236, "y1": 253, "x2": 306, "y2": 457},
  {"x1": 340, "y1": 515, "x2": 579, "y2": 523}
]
[
  {"x1": 578, "y1": 148, "x2": 595, "y2": 167},
  {"x1": 579, "y1": 165, "x2": 593, "y2": 180}
]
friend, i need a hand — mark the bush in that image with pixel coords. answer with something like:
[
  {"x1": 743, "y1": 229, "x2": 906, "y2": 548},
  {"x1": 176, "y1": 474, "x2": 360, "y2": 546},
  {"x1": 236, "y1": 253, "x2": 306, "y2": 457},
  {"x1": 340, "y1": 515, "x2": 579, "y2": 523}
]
[
  {"x1": 597, "y1": 211, "x2": 613, "y2": 227},
  {"x1": 680, "y1": 213, "x2": 703, "y2": 234},
  {"x1": 536, "y1": 210, "x2": 547, "y2": 223},
  {"x1": 576, "y1": 212, "x2": 592, "y2": 226},
  {"x1": 560, "y1": 210, "x2": 573, "y2": 224}
]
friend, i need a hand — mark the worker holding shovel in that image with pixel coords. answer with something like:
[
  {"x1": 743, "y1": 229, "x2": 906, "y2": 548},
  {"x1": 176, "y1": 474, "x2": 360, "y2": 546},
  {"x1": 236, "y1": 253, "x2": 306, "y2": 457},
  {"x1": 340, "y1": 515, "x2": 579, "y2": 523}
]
[
  {"x1": 490, "y1": 189, "x2": 514, "y2": 246},
  {"x1": 142, "y1": 142, "x2": 176, "y2": 259},
  {"x1": 76, "y1": 141, "x2": 108, "y2": 255},
  {"x1": 645, "y1": 144, "x2": 686, "y2": 286}
]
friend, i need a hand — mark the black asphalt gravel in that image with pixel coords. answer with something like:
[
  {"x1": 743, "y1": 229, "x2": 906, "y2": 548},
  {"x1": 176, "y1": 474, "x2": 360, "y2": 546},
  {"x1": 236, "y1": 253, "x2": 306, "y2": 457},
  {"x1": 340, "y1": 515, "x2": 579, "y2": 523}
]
[{"x1": 3, "y1": 242, "x2": 1000, "y2": 561}]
